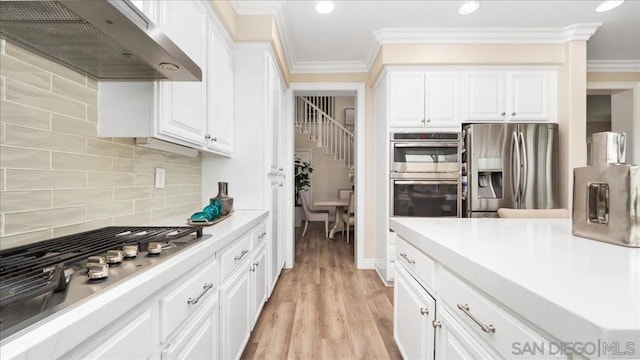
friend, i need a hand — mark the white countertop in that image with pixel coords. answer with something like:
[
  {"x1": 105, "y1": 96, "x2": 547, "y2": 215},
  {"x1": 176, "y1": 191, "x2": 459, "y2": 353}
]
[
  {"x1": 389, "y1": 217, "x2": 640, "y2": 344},
  {"x1": 1, "y1": 210, "x2": 268, "y2": 359}
]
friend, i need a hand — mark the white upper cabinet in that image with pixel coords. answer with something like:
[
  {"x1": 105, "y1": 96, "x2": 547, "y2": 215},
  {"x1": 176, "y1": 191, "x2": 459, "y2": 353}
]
[
  {"x1": 426, "y1": 72, "x2": 459, "y2": 127},
  {"x1": 389, "y1": 72, "x2": 426, "y2": 128},
  {"x1": 157, "y1": 1, "x2": 207, "y2": 146},
  {"x1": 389, "y1": 72, "x2": 460, "y2": 129},
  {"x1": 207, "y1": 22, "x2": 234, "y2": 155},
  {"x1": 464, "y1": 71, "x2": 506, "y2": 121},
  {"x1": 268, "y1": 59, "x2": 284, "y2": 172},
  {"x1": 97, "y1": 2, "x2": 237, "y2": 156},
  {"x1": 506, "y1": 72, "x2": 554, "y2": 121},
  {"x1": 464, "y1": 70, "x2": 556, "y2": 122}
]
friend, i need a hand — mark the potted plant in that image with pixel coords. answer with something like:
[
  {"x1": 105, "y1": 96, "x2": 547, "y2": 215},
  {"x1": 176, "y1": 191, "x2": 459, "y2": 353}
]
[
  {"x1": 295, "y1": 157, "x2": 313, "y2": 205},
  {"x1": 294, "y1": 157, "x2": 313, "y2": 226}
]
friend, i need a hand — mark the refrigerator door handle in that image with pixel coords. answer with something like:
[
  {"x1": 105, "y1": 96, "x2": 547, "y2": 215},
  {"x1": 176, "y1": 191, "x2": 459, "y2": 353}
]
[
  {"x1": 519, "y1": 131, "x2": 528, "y2": 203},
  {"x1": 510, "y1": 131, "x2": 521, "y2": 203}
]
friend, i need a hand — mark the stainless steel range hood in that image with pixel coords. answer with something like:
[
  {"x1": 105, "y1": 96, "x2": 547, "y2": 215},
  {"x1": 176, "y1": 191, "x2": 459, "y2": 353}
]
[{"x1": 0, "y1": 1, "x2": 202, "y2": 81}]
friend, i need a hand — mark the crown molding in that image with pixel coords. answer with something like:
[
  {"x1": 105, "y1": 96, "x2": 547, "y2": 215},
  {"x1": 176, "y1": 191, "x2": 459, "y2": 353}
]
[
  {"x1": 374, "y1": 23, "x2": 602, "y2": 44},
  {"x1": 290, "y1": 61, "x2": 370, "y2": 74},
  {"x1": 230, "y1": 0, "x2": 283, "y2": 15},
  {"x1": 587, "y1": 60, "x2": 640, "y2": 72}
]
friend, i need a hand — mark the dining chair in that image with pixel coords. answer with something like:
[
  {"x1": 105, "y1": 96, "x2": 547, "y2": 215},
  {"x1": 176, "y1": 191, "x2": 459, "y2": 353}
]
[
  {"x1": 497, "y1": 208, "x2": 569, "y2": 218},
  {"x1": 340, "y1": 192, "x2": 355, "y2": 243},
  {"x1": 298, "y1": 190, "x2": 330, "y2": 237}
]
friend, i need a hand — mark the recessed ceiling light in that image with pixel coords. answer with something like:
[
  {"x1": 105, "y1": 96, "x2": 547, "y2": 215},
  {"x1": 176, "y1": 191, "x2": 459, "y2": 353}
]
[
  {"x1": 458, "y1": 1, "x2": 481, "y2": 15},
  {"x1": 315, "y1": 1, "x2": 334, "y2": 14},
  {"x1": 595, "y1": 0, "x2": 624, "y2": 12}
]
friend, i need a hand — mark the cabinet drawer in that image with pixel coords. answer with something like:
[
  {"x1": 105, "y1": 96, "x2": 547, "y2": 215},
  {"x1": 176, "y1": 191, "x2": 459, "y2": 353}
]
[
  {"x1": 439, "y1": 269, "x2": 558, "y2": 359},
  {"x1": 220, "y1": 232, "x2": 252, "y2": 280},
  {"x1": 160, "y1": 259, "x2": 218, "y2": 342},
  {"x1": 251, "y1": 222, "x2": 267, "y2": 249},
  {"x1": 396, "y1": 236, "x2": 436, "y2": 292}
]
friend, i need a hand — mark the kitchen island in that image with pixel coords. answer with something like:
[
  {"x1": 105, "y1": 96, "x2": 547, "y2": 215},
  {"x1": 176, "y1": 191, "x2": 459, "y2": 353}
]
[
  {"x1": 1, "y1": 210, "x2": 269, "y2": 360},
  {"x1": 390, "y1": 217, "x2": 640, "y2": 359}
]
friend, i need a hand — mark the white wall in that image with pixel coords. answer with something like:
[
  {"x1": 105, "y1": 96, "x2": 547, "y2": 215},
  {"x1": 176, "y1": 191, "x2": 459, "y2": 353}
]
[{"x1": 611, "y1": 90, "x2": 635, "y2": 164}]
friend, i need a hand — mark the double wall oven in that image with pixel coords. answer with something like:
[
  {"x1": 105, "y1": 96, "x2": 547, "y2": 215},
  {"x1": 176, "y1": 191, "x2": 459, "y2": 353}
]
[{"x1": 390, "y1": 132, "x2": 462, "y2": 218}]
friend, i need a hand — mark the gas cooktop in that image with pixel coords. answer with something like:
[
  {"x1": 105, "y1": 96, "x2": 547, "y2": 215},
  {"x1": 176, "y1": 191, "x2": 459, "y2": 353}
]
[{"x1": 0, "y1": 226, "x2": 209, "y2": 339}]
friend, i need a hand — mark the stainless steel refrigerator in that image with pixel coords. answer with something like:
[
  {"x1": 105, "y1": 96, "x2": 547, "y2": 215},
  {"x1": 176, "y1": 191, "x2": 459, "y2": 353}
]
[{"x1": 462, "y1": 123, "x2": 559, "y2": 217}]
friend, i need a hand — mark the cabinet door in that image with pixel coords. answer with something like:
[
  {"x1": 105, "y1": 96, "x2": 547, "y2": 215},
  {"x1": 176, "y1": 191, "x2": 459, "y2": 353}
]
[
  {"x1": 389, "y1": 72, "x2": 426, "y2": 128},
  {"x1": 506, "y1": 72, "x2": 552, "y2": 121},
  {"x1": 268, "y1": 60, "x2": 282, "y2": 171},
  {"x1": 464, "y1": 72, "x2": 505, "y2": 121},
  {"x1": 425, "y1": 72, "x2": 459, "y2": 128},
  {"x1": 269, "y1": 182, "x2": 280, "y2": 292},
  {"x1": 82, "y1": 309, "x2": 154, "y2": 360},
  {"x1": 394, "y1": 264, "x2": 436, "y2": 360},
  {"x1": 162, "y1": 294, "x2": 220, "y2": 360},
  {"x1": 435, "y1": 306, "x2": 497, "y2": 360},
  {"x1": 207, "y1": 24, "x2": 234, "y2": 154},
  {"x1": 157, "y1": 1, "x2": 207, "y2": 146},
  {"x1": 220, "y1": 262, "x2": 251, "y2": 360},
  {"x1": 250, "y1": 243, "x2": 268, "y2": 327}
]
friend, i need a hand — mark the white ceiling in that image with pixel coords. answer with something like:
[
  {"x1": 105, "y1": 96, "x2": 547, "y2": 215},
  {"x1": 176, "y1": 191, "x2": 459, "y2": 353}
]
[{"x1": 232, "y1": 0, "x2": 640, "y2": 73}]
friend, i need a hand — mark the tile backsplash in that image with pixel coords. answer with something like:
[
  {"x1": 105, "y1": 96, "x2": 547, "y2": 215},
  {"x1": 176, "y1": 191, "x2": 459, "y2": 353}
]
[{"x1": 0, "y1": 39, "x2": 203, "y2": 249}]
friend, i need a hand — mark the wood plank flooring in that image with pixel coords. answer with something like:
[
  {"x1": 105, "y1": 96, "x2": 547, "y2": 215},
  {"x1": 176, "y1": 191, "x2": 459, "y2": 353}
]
[{"x1": 241, "y1": 223, "x2": 402, "y2": 360}]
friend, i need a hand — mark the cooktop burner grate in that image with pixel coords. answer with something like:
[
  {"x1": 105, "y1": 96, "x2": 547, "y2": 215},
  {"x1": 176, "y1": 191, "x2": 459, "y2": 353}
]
[{"x1": 0, "y1": 226, "x2": 202, "y2": 307}]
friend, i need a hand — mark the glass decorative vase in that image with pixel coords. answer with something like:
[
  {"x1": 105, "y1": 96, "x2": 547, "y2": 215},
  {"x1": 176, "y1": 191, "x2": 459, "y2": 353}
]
[{"x1": 211, "y1": 182, "x2": 234, "y2": 216}]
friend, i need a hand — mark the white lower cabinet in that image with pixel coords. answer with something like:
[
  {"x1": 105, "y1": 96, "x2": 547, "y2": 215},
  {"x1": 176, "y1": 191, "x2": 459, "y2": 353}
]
[
  {"x1": 220, "y1": 260, "x2": 252, "y2": 360},
  {"x1": 394, "y1": 264, "x2": 436, "y2": 360},
  {"x1": 250, "y1": 242, "x2": 268, "y2": 327},
  {"x1": 435, "y1": 305, "x2": 497, "y2": 360},
  {"x1": 82, "y1": 308, "x2": 154, "y2": 360},
  {"x1": 162, "y1": 293, "x2": 220, "y2": 360},
  {"x1": 395, "y1": 235, "x2": 565, "y2": 360}
]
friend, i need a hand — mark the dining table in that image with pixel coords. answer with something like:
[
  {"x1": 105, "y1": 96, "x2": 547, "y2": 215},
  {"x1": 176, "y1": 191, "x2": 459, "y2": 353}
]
[{"x1": 313, "y1": 197, "x2": 349, "y2": 239}]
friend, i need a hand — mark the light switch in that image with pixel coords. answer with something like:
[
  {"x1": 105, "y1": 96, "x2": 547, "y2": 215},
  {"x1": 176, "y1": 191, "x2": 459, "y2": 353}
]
[{"x1": 155, "y1": 168, "x2": 166, "y2": 188}]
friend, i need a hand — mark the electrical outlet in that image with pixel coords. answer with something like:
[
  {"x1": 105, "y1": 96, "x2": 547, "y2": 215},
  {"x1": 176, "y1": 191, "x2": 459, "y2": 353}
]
[{"x1": 155, "y1": 168, "x2": 166, "y2": 189}]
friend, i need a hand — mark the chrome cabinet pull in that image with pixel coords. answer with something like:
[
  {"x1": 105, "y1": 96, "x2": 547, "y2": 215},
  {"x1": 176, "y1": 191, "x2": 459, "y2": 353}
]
[
  {"x1": 187, "y1": 283, "x2": 213, "y2": 305},
  {"x1": 501, "y1": 112, "x2": 506, "y2": 116},
  {"x1": 234, "y1": 249, "x2": 249, "y2": 261},
  {"x1": 426, "y1": 119, "x2": 431, "y2": 123},
  {"x1": 205, "y1": 134, "x2": 211, "y2": 140},
  {"x1": 457, "y1": 304, "x2": 496, "y2": 333},
  {"x1": 258, "y1": 232, "x2": 267, "y2": 239},
  {"x1": 432, "y1": 320, "x2": 442, "y2": 329},
  {"x1": 254, "y1": 261, "x2": 259, "y2": 267},
  {"x1": 511, "y1": 112, "x2": 517, "y2": 116},
  {"x1": 420, "y1": 307, "x2": 429, "y2": 316},
  {"x1": 399, "y1": 252, "x2": 415, "y2": 265}
]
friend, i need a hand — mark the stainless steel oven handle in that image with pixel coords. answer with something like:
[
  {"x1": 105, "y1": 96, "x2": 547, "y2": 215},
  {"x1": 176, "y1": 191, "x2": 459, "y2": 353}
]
[
  {"x1": 393, "y1": 142, "x2": 460, "y2": 148},
  {"x1": 394, "y1": 180, "x2": 459, "y2": 185}
]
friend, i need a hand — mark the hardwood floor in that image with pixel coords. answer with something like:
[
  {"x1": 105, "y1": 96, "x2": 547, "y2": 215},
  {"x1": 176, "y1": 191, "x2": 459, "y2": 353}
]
[{"x1": 241, "y1": 223, "x2": 402, "y2": 360}]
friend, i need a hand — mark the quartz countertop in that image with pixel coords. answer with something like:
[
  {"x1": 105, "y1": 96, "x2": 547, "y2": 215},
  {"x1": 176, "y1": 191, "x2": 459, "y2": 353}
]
[{"x1": 389, "y1": 217, "x2": 640, "y2": 345}]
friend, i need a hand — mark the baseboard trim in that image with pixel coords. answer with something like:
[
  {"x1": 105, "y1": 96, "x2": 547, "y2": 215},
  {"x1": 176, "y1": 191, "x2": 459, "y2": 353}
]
[
  {"x1": 358, "y1": 258, "x2": 376, "y2": 270},
  {"x1": 374, "y1": 267, "x2": 395, "y2": 287}
]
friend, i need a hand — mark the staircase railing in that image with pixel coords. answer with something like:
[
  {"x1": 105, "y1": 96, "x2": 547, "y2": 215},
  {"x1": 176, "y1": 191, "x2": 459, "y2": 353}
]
[{"x1": 296, "y1": 96, "x2": 355, "y2": 168}]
